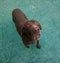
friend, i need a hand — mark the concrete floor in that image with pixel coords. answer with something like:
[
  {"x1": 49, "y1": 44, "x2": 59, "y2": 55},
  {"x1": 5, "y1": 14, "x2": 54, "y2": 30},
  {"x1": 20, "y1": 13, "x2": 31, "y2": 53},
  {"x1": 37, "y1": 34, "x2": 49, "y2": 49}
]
[{"x1": 0, "y1": 0, "x2": 60, "y2": 63}]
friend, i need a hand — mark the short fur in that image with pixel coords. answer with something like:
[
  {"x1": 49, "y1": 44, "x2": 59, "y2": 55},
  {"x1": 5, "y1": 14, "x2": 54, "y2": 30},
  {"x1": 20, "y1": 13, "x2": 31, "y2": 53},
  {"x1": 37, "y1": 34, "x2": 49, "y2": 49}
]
[{"x1": 12, "y1": 9, "x2": 42, "y2": 49}]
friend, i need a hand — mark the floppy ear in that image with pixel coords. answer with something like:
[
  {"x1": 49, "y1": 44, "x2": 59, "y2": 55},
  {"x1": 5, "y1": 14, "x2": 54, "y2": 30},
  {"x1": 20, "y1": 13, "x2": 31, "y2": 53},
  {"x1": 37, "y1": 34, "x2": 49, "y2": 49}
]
[{"x1": 30, "y1": 20, "x2": 42, "y2": 30}]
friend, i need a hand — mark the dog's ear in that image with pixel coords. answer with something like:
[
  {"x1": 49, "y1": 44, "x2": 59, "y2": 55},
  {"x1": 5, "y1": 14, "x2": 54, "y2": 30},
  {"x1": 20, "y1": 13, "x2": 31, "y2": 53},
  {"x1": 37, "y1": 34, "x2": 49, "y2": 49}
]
[{"x1": 30, "y1": 20, "x2": 42, "y2": 30}]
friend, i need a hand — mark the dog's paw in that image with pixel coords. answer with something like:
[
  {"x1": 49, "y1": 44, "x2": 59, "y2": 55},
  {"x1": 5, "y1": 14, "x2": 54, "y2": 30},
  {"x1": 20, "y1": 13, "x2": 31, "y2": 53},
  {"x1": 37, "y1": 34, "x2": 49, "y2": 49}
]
[
  {"x1": 26, "y1": 45, "x2": 30, "y2": 48},
  {"x1": 36, "y1": 45, "x2": 41, "y2": 49}
]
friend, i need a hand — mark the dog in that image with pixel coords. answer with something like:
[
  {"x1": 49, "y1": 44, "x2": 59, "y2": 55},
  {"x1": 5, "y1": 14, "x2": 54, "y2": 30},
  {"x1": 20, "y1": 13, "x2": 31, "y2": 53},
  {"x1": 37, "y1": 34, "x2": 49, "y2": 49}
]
[{"x1": 12, "y1": 9, "x2": 42, "y2": 49}]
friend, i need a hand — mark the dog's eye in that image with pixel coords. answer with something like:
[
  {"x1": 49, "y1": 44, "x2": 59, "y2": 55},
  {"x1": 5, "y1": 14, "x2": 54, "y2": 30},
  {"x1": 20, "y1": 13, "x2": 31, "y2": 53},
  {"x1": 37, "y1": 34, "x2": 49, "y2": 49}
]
[
  {"x1": 35, "y1": 29, "x2": 37, "y2": 31},
  {"x1": 35, "y1": 28, "x2": 39, "y2": 31}
]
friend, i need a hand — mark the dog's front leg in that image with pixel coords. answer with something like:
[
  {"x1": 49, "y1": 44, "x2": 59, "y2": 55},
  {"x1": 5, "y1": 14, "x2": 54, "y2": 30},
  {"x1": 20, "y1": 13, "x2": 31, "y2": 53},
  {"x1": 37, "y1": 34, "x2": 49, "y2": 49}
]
[
  {"x1": 22, "y1": 39, "x2": 30, "y2": 48},
  {"x1": 23, "y1": 41, "x2": 30, "y2": 48},
  {"x1": 25, "y1": 44, "x2": 30, "y2": 48},
  {"x1": 36, "y1": 40, "x2": 41, "y2": 49}
]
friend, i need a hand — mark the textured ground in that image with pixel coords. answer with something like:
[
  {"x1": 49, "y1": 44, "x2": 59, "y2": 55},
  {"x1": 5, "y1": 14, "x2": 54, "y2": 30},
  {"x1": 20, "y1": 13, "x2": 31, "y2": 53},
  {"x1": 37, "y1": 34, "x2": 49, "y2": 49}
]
[{"x1": 0, "y1": 0, "x2": 60, "y2": 63}]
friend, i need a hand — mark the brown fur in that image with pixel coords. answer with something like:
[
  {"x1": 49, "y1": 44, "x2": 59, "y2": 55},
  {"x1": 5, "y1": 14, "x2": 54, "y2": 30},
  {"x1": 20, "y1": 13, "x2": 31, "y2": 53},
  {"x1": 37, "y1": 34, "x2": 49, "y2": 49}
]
[{"x1": 12, "y1": 9, "x2": 42, "y2": 49}]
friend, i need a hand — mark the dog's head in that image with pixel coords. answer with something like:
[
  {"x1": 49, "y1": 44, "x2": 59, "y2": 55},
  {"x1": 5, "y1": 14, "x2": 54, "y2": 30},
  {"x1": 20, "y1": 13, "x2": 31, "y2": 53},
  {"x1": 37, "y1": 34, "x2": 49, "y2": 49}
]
[{"x1": 22, "y1": 20, "x2": 42, "y2": 41}]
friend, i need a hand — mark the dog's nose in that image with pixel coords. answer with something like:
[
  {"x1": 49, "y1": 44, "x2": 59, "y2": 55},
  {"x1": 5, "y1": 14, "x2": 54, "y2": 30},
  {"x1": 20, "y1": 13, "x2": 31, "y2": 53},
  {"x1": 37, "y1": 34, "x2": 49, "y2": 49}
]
[{"x1": 34, "y1": 29, "x2": 40, "y2": 34}]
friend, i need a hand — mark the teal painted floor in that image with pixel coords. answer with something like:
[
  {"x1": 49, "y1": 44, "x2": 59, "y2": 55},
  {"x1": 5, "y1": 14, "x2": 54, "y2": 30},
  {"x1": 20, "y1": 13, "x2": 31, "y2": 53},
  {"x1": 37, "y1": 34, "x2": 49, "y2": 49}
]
[{"x1": 0, "y1": 0, "x2": 60, "y2": 63}]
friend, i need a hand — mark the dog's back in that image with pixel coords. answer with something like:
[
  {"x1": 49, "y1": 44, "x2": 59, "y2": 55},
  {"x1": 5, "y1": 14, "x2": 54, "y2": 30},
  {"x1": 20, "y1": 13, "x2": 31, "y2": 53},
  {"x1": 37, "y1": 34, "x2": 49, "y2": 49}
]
[{"x1": 12, "y1": 9, "x2": 28, "y2": 35}]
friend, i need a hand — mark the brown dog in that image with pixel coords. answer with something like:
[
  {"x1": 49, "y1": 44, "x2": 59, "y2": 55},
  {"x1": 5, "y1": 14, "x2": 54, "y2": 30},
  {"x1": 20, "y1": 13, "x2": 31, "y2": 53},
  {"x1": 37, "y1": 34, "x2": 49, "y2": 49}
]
[{"x1": 12, "y1": 9, "x2": 42, "y2": 49}]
